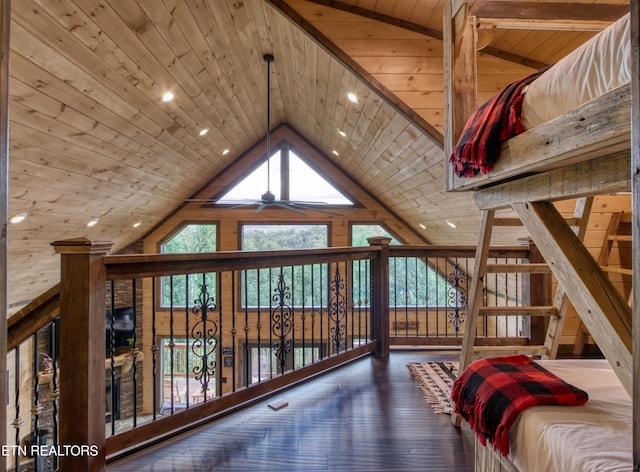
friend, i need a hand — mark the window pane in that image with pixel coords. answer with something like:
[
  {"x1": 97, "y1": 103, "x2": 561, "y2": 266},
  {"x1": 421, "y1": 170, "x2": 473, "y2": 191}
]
[{"x1": 160, "y1": 224, "x2": 217, "y2": 307}]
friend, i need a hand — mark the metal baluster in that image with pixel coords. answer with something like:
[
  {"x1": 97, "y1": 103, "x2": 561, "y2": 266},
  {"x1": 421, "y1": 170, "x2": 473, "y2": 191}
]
[
  {"x1": 311, "y1": 265, "x2": 316, "y2": 363},
  {"x1": 151, "y1": 279, "x2": 158, "y2": 420},
  {"x1": 185, "y1": 275, "x2": 190, "y2": 407},
  {"x1": 131, "y1": 279, "x2": 138, "y2": 427},
  {"x1": 48, "y1": 321, "x2": 59, "y2": 471},
  {"x1": 31, "y1": 332, "x2": 43, "y2": 470},
  {"x1": 243, "y1": 269, "x2": 250, "y2": 387},
  {"x1": 301, "y1": 265, "x2": 307, "y2": 366},
  {"x1": 13, "y1": 346, "x2": 21, "y2": 472},
  {"x1": 169, "y1": 276, "x2": 175, "y2": 414},
  {"x1": 290, "y1": 266, "x2": 295, "y2": 370},
  {"x1": 109, "y1": 283, "x2": 116, "y2": 435},
  {"x1": 256, "y1": 269, "x2": 262, "y2": 383},
  {"x1": 231, "y1": 270, "x2": 237, "y2": 391},
  {"x1": 424, "y1": 257, "x2": 429, "y2": 339}
]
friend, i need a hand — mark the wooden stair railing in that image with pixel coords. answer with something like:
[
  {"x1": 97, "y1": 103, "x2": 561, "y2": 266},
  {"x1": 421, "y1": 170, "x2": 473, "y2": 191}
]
[{"x1": 8, "y1": 284, "x2": 60, "y2": 350}]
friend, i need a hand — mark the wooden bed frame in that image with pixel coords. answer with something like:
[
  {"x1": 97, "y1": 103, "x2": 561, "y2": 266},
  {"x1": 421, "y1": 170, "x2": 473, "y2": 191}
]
[{"x1": 443, "y1": 1, "x2": 638, "y2": 470}]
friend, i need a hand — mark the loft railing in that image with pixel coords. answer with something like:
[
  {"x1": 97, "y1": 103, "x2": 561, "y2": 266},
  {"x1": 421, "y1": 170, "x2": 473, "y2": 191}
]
[{"x1": 5, "y1": 238, "x2": 541, "y2": 471}]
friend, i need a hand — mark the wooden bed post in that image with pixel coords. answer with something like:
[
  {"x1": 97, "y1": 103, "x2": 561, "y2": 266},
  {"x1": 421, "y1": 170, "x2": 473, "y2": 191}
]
[
  {"x1": 444, "y1": 0, "x2": 477, "y2": 191},
  {"x1": 630, "y1": 0, "x2": 639, "y2": 468},
  {"x1": 0, "y1": 1, "x2": 9, "y2": 470}
]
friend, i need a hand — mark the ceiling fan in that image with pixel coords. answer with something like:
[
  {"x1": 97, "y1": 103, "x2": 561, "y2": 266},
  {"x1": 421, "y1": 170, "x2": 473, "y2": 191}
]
[{"x1": 188, "y1": 54, "x2": 342, "y2": 216}]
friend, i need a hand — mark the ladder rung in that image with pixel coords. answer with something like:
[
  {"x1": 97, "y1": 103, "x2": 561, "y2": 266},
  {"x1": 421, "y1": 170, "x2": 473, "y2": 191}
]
[
  {"x1": 485, "y1": 263, "x2": 550, "y2": 273},
  {"x1": 479, "y1": 306, "x2": 557, "y2": 317},
  {"x1": 601, "y1": 266, "x2": 633, "y2": 276},
  {"x1": 608, "y1": 235, "x2": 631, "y2": 242},
  {"x1": 473, "y1": 345, "x2": 549, "y2": 358}
]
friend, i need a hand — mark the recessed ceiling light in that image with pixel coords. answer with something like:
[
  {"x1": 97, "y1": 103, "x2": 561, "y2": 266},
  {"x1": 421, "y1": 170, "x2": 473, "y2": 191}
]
[
  {"x1": 337, "y1": 128, "x2": 347, "y2": 137},
  {"x1": 199, "y1": 127, "x2": 209, "y2": 136},
  {"x1": 446, "y1": 220, "x2": 457, "y2": 229},
  {"x1": 87, "y1": 219, "x2": 99, "y2": 227},
  {"x1": 419, "y1": 223, "x2": 426, "y2": 229},
  {"x1": 133, "y1": 221, "x2": 142, "y2": 228},
  {"x1": 161, "y1": 91, "x2": 175, "y2": 102},
  {"x1": 347, "y1": 92, "x2": 358, "y2": 103},
  {"x1": 332, "y1": 150, "x2": 339, "y2": 156},
  {"x1": 222, "y1": 149, "x2": 230, "y2": 156},
  {"x1": 10, "y1": 212, "x2": 27, "y2": 224}
]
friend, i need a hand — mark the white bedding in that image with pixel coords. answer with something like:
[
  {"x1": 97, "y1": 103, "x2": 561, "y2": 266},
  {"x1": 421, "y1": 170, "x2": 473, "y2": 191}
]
[
  {"x1": 508, "y1": 359, "x2": 632, "y2": 472},
  {"x1": 521, "y1": 13, "x2": 630, "y2": 130}
]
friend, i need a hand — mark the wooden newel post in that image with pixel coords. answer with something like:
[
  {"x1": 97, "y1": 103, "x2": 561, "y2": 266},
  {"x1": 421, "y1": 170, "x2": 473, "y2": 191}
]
[
  {"x1": 52, "y1": 238, "x2": 113, "y2": 472},
  {"x1": 368, "y1": 236, "x2": 391, "y2": 359}
]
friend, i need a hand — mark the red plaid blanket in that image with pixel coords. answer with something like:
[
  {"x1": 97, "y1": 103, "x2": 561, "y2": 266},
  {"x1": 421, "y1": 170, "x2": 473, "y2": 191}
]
[
  {"x1": 449, "y1": 69, "x2": 546, "y2": 178},
  {"x1": 450, "y1": 355, "x2": 588, "y2": 456}
]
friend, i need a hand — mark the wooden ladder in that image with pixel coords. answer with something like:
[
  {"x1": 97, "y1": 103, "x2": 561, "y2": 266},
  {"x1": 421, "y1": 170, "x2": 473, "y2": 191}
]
[
  {"x1": 457, "y1": 198, "x2": 593, "y2": 375},
  {"x1": 573, "y1": 211, "x2": 632, "y2": 354}
]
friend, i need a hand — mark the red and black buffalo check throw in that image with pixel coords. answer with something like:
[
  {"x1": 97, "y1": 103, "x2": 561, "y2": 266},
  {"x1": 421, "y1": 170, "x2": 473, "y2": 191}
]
[
  {"x1": 450, "y1": 354, "x2": 588, "y2": 456},
  {"x1": 449, "y1": 69, "x2": 546, "y2": 178}
]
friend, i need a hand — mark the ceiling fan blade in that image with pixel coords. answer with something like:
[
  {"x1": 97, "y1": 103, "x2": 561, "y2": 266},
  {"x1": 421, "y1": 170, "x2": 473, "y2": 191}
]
[
  {"x1": 273, "y1": 202, "x2": 305, "y2": 214},
  {"x1": 255, "y1": 203, "x2": 267, "y2": 213},
  {"x1": 288, "y1": 203, "x2": 343, "y2": 216}
]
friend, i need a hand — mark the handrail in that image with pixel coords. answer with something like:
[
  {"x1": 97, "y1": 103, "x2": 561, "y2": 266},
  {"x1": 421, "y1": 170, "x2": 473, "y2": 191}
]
[
  {"x1": 7, "y1": 283, "x2": 60, "y2": 350},
  {"x1": 104, "y1": 246, "x2": 382, "y2": 279}
]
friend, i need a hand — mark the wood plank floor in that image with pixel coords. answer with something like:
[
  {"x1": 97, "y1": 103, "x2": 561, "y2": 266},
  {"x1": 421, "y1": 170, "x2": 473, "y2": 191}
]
[{"x1": 107, "y1": 350, "x2": 475, "y2": 471}]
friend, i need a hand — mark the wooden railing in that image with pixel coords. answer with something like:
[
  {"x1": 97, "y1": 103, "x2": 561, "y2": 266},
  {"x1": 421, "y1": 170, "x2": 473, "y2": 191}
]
[{"x1": 5, "y1": 238, "x2": 539, "y2": 471}]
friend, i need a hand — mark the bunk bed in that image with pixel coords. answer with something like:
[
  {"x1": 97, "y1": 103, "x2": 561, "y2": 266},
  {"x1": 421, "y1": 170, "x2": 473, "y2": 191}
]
[{"x1": 443, "y1": 2, "x2": 635, "y2": 470}]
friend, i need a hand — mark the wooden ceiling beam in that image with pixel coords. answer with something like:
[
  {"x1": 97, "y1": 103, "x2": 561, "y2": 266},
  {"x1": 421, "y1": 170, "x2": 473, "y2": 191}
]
[
  {"x1": 268, "y1": 0, "x2": 444, "y2": 147},
  {"x1": 471, "y1": 2, "x2": 629, "y2": 31},
  {"x1": 307, "y1": 0, "x2": 548, "y2": 71}
]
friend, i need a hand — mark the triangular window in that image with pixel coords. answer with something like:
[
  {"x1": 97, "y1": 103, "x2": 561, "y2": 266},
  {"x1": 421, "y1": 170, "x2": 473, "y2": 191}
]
[{"x1": 218, "y1": 147, "x2": 353, "y2": 205}]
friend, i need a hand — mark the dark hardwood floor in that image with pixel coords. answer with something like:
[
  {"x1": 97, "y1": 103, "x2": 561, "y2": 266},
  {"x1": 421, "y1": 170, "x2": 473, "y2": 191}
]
[{"x1": 107, "y1": 350, "x2": 475, "y2": 471}]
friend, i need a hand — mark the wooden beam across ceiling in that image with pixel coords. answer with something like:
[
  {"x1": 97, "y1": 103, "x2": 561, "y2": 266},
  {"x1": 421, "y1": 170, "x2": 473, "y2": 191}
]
[
  {"x1": 307, "y1": 0, "x2": 549, "y2": 69},
  {"x1": 471, "y1": 1, "x2": 629, "y2": 30},
  {"x1": 267, "y1": 0, "x2": 444, "y2": 147}
]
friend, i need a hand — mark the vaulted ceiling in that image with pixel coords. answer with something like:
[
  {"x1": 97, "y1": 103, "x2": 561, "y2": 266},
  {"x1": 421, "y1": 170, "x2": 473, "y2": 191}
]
[{"x1": 5, "y1": 0, "x2": 628, "y2": 312}]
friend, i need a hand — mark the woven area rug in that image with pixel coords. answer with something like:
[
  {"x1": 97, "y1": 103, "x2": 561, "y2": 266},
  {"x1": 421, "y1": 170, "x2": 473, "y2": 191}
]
[{"x1": 407, "y1": 361, "x2": 459, "y2": 414}]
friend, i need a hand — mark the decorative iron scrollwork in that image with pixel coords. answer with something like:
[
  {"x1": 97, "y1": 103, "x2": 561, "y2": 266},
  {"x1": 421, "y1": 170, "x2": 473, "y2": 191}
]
[
  {"x1": 446, "y1": 262, "x2": 468, "y2": 334},
  {"x1": 190, "y1": 283, "x2": 218, "y2": 396},
  {"x1": 271, "y1": 272, "x2": 293, "y2": 373},
  {"x1": 329, "y1": 265, "x2": 346, "y2": 352}
]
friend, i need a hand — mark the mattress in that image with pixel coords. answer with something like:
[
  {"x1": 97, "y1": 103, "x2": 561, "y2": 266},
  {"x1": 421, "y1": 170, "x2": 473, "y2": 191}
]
[
  {"x1": 521, "y1": 13, "x2": 631, "y2": 129},
  {"x1": 508, "y1": 359, "x2": 632, "y2": 472}
]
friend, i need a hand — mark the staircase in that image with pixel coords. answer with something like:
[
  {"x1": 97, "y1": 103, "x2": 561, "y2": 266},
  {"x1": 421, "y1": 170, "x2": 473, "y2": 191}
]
[{"x1": 573, "y1": 211, "x2": 632, "y2": 354}]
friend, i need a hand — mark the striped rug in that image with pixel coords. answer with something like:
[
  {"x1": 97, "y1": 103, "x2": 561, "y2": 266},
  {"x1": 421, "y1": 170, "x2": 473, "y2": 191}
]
[{"x1": 407, "y1": 361, "x2": 459, "y2": 415}]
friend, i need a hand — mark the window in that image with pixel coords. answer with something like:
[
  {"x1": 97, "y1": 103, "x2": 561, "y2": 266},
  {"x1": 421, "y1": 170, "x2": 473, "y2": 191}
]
[
  {"x1": 241, "y1": 224, "x2": 328, "y2": 307},
  {"x1": 351, "y1": 224, "x2": 456, "y2": 308},
  {"x1": 160, "y1": 224, "x2": 217, "y2": 307},
  {"x1": 218, "y1": 147, "x2": 353, "y2": 205}
]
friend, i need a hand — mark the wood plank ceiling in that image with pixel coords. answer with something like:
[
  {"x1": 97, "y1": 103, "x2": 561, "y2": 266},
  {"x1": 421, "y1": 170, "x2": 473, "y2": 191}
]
[{"x1": 5, "y1": 0, "x2": 628, "y2": 312}]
